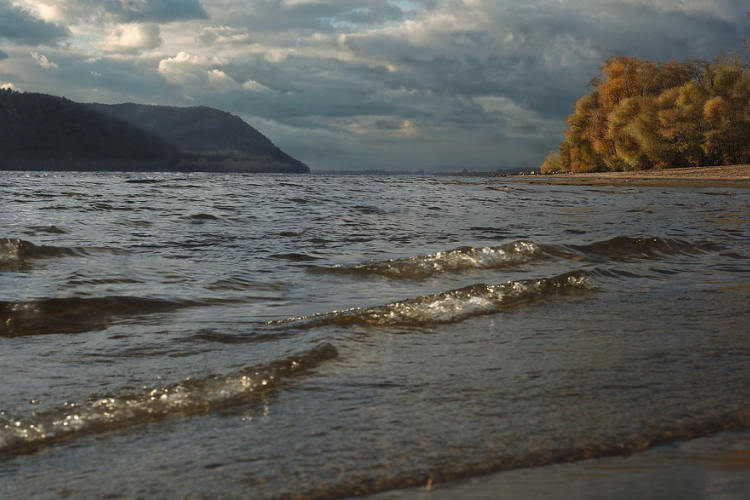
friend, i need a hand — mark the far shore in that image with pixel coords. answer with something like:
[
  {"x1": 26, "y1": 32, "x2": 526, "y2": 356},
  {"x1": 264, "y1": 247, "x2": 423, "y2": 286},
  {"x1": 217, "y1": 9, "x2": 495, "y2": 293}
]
[{"x1": 507, "y1": 164, "x2": 750, "y2": 188}]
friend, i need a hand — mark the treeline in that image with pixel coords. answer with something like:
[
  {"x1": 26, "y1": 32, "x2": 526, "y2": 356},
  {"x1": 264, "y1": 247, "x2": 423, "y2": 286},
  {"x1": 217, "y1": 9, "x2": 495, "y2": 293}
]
[{"x1": 542, "y1": 54, "x2": 750, "y2": 173}]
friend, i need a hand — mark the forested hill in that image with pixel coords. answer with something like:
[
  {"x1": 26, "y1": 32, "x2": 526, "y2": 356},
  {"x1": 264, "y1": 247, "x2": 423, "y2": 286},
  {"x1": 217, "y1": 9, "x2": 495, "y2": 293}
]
[
  {"x1": 0, "y1": 90, "x2": 180, "y2": 171},
  {"x1": 87, "y1": 103, "x2": 309, "y2": 173},
  {"x1": 0, "y1": 89, "x2": 310, "y2": 173}
]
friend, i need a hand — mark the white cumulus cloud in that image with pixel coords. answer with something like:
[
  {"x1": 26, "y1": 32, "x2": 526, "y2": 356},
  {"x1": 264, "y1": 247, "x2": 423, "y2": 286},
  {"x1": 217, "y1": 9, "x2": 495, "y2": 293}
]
[
  {"x1": 96, "y1": 23, "x2": 162, "y2": 53},
  {"x1": 30, "y1": 50, "x2": 56, "y2": 68},
  {"x1": 158, "y1": 51, "x2": 227, "y2": 86}
]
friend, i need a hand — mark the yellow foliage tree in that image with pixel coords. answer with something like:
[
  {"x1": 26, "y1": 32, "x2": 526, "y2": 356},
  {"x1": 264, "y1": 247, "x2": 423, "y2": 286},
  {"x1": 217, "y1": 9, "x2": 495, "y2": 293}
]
[
  {"x1": 548, "y1": 53, "x2": 750, "y2": 172},
  {"x1": 657, "y1": 82, "x2": 708, "y2": 167}
]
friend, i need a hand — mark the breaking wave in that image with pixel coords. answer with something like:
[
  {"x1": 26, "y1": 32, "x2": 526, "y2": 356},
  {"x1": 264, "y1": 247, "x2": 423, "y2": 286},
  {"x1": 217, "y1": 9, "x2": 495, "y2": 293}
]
[
  {"x1": 313, "y1": 240, "x2": 543, "y2": 280},
  {"x1": 272, "y1": 270, "x2": 594, "y2": 329},
  {"x1": 312, "y1": 237, "x2": 715, "y2": 280},
  {"x1": 0, "y1": 343, "x2": 338, "y2": 456}
]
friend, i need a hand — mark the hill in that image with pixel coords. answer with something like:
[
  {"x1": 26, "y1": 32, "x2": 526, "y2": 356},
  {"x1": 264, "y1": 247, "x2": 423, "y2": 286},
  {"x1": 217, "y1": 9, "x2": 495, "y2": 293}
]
[
  {"x1": 87, "y1": 103, "x2": 309, "y2": 173},
  {"x1": 0, "y1": 89, "x2": 309, "y2": 173},
  {"x1": 0, "y1": 90, "x2": 180, "y2": 171}
]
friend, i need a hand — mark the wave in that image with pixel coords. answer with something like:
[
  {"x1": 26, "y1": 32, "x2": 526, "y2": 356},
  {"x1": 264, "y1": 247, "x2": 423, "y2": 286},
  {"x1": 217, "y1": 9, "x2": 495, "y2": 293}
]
[
  {"x1": 312, "y1": 237, "x2": 715, "y2": 280},
  {"x1": 271, "y1": 252, "x2": 322, "y2": 262},
  {"x1": 0, "y1": 296, "x2": 200, "y2": 337},
  {"x1": 295, "y1": 411, "x2": 750, "y2": 500},
  {"x1": 0, "y1": 238, "x2": 88, "y2": 266},
  {"x1": 0, "y1": 237, "x2": 131, "y2": 271},
  {"x1": 271, "y1": 270, "x2": 594, "y2": 329},
  {"x1": 0, "y1": 343, "x2": 338, "y2": 456},
  {"x1": 313, "y1": 240, "x2": 544, "y2": 280},
  {"x1": 568, "y1": 236, "x2": 715, "y2": 261}
]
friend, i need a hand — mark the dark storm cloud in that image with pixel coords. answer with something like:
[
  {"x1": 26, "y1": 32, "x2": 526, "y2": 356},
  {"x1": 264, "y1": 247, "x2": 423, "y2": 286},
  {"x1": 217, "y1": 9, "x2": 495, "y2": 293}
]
[
  {"x1": 342, "y1": 1, "x2": 750, "y2": 122},
  {"x1": 207, "y1": 0, "x2": 405, "y2": 33},
  {"x1": 106, "y1": 0, "x2": 209, "y2": 23},
  {"x1": 282, "y1": 1, "x2": 403, "y2": 27},
  {"x1": 46, "y1": 0, "x2": 209, "y2": 24},
  {"x1": 176, "y1": 54, "x2": 405, "y2": 123},
  {"x1": 0, "y1": 0, "x2": 70, "y2": 45}
]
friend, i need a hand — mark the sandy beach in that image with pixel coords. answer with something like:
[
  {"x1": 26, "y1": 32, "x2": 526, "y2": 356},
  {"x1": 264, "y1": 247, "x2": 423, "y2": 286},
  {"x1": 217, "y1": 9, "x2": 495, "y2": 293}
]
[{"x1": 510, "y1": 164, "x2": 750, "y2": 188}]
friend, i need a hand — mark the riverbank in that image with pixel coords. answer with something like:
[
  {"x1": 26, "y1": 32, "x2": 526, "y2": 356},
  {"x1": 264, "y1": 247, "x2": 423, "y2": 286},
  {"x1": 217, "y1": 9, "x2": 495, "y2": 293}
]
[{"x1": 510, "y1": 164, "x2": 750, "y2": 188}]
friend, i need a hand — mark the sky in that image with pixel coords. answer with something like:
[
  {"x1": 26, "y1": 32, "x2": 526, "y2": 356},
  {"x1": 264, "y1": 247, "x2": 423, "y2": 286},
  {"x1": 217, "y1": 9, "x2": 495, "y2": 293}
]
[{"x1": 1, "y1": 1, "x2": 749, "y2": 170}]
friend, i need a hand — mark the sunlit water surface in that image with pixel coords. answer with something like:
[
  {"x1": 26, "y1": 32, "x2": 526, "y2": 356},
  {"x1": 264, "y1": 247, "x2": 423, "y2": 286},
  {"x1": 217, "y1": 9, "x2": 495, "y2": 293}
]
[{"x1": 1, "y1": 172, "x2": 749, "y2": 499}]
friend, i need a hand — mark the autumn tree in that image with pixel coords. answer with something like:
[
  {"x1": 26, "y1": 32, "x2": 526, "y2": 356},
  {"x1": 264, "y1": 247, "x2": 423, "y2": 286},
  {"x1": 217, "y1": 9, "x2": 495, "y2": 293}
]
[
  {"x1": 608, "y1": 96, "x2": 663, "y2": 170},
  {"x1": 657, "y1": 82, "x2": 709, "y2": 167},
  {"x1": 547, "y1": 53, "x2": 750, "y2": 172},
  {"x1": 563, "y1": 91, "x2": 606, "y2": 172},
  {"x1": 702, "y1": 59, "x2": 750, "y2": 164}
]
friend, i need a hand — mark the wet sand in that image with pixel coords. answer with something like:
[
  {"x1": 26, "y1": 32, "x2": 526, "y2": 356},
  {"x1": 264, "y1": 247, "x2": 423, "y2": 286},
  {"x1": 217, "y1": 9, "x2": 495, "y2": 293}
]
[
  {"x1": 509, "y1": 164, "x2": 750, "y2": 188},
  {"x1": 364, "y1": 431, "x2": 750, "y2": 500}
]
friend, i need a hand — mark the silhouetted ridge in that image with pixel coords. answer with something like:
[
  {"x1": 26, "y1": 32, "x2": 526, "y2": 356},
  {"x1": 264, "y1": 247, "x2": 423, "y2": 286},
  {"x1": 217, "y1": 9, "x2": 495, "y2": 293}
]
[
  {"x1": 0, "y1": 89, "x2": 309, "y2": 173},
  {"x1": 0, "y1": 90, "x2": 179, "y2": 170},
  {"x1": 88, "y1": 102, "x2": 310, "y2": 173}
]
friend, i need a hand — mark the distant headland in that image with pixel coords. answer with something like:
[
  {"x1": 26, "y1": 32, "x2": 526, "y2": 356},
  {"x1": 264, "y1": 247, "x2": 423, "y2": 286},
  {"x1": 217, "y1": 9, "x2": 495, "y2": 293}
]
[{"x1": 0, "y1": 90, "x2": 309, "y2": 174}]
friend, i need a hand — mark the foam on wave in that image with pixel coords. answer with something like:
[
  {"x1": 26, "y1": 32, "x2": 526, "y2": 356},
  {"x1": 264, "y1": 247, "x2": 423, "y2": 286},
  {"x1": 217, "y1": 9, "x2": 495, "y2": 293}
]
[
  {"x1": 0, "y1": 343, "x2": 338, "y2": 456},
  {"x1": 315, "y1": 241, "x2": 543, "y2": 280},
  {"x1": 273, "y1": 270, "x2": 594, "y2": 329},
  {"x1": 313, "y1": 237, "x2": 715, "y2": 280}
]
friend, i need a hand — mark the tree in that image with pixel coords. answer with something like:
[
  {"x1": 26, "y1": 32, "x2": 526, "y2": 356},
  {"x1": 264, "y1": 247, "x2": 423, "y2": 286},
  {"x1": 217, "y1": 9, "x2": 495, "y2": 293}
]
[
  {"x1": 657, "y1": 82, "x2": 708, "y2": 167},
  {"x1": 609, "y1": 96, "x2": 663, "y2": 170},
  {"x1": 699, "y1": 55, "x2": 750, "y2": 164},
  {"x1": 540, "y1": 151, "x2": 561, "y2": 173},
  {"x1": 545, "y1": 53, "x2": 750, "y2": 172},
  {"x1": 564, "y1": 92, "x2": 606, "y2": 172}
]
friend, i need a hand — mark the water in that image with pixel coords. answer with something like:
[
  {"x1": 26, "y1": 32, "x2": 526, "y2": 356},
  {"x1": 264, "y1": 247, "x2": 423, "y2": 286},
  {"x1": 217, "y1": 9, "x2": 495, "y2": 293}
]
[{"x1": 0, "y1": 172, "x2": 748, "y2": 499}]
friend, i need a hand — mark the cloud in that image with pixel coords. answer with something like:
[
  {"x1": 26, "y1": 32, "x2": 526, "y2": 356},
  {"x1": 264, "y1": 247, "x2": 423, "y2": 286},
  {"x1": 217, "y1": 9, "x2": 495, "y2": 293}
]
[
  {"x1": 157, "y1": 51, "x2": 273, "y2": 94},
  {"x1": 31, "y1": 50, "x2": 57, "y2": 68},
  {"x1": 96, "y1": 23, "x2": 162, "y2": 53},
  {"x1": 197, "y1": 25, "x2": 251, "y2": 45},
  {"x1": 4, "y1": 0, "x2": 750, "y2": 168},
  {"x1": 157, "y1": 51, "x2": 227, "y2": 86},
  {"x1": 0, "y1": 48, "x2": 7, "y2": 60},
  {"x1": 206, "y1": 68, "x2": 240, "y2": 91},
  {"x1": 197, "y1": 0, "x2": 406, "y2": 33},
  {"x1": 0, "y1": 0, "x2": 70, "y2": 45},
  {"x1": 18, "y1": 0, "x2": 208, "y2": 24},
  {"x1": 242, "y1": 78, "x2": 271, "y2": 92},
  {"x1": 107, "y1": 0, "x2": 209, "y2": 23}
]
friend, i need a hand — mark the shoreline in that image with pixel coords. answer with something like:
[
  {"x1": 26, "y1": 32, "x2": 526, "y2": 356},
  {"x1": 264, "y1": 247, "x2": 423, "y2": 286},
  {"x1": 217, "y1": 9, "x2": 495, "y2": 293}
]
[
  {"x1": 363, "y1": 430, "x2": 750, "y2": 500},
  {"x1": 506, "y1": 164, "x2": 750, "y2": 188}
]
